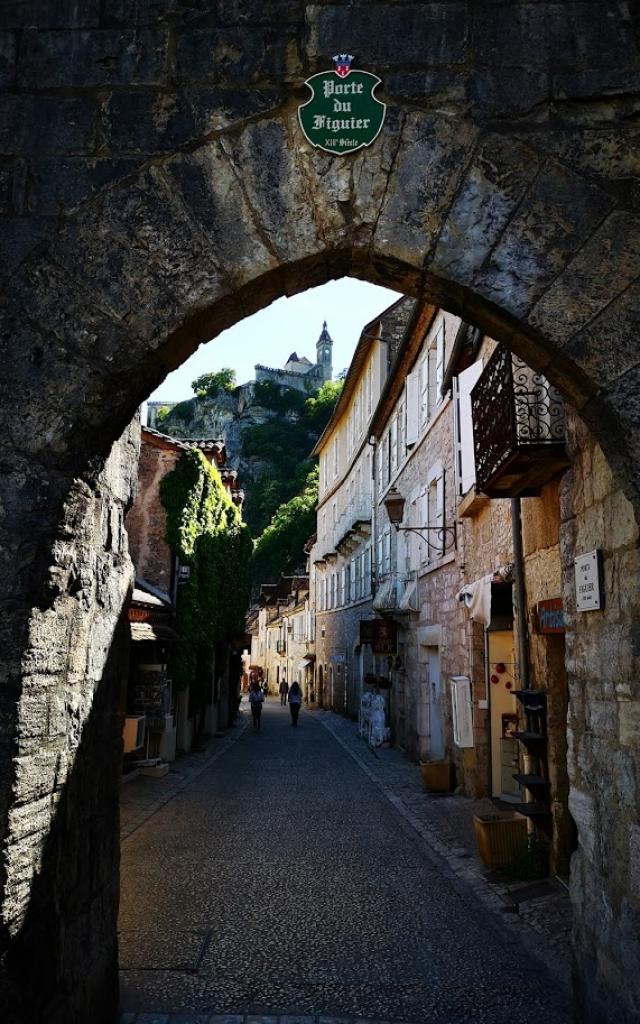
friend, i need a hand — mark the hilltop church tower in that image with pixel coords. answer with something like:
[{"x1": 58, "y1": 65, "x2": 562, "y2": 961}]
[{"x1": 316, "y1": 321, "x2": 333, "y2": 382}]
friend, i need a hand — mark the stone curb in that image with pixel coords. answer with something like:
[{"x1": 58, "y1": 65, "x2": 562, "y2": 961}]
[
  {"x1": 315, "y1": 713, "x2": 571, "y2": 999},
  {"x1": 121, "y1": 714, "x2": 249, "y2": 843}
]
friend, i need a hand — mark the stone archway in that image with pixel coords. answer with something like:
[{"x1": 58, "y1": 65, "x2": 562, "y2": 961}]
[{"x1": 1, "y1": 4, "x2": 640, "y2": 1022}]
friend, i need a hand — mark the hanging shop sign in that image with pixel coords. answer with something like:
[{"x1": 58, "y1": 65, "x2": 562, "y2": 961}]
[
  {"x1": 372, "y1": 618, "x2": 397, "y2": 655},
  {"x1": 574, "y1": 549, "x2": 602, "y2": 612},
  {"x1": 535, "y1": 597, "x2": 565, "y2": 634},
  {"x1": 298, "y1": 54, "x2": 386, "y2": 155},
  {"x1": 360, "y1": 618, "x2": 397, "y2": 653}
]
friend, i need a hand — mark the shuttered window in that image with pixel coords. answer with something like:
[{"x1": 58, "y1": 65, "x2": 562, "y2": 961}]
[{"x1": 455, "y1": 360, "x2": 483, "y2": 496}]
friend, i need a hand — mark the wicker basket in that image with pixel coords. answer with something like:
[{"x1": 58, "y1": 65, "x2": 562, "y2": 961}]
[{"x1": 473, "y1": 812, "x2": 528, "y2": 870}]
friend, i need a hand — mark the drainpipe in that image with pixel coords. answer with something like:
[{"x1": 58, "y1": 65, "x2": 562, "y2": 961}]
[{"x1": 511, "y1": 496, "x2": 530, "y2": 691}]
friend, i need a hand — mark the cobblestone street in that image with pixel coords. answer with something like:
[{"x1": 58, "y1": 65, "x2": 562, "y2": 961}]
[{"x1": 119, "y1": 702, "x2": 572, "y2": 1024}]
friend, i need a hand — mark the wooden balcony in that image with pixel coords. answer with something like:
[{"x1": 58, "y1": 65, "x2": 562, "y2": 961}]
[{"x1": 471, "y1": 347, "x2": 569, "y2": 498}]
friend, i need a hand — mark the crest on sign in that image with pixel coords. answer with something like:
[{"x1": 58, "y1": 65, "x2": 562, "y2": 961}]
[{"x1": 298, "y1": 55, "x2": 386, "y2": 156}]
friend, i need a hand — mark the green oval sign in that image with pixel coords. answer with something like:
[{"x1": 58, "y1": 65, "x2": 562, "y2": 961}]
[{"x1": 298, "y1": 55, "x2": 386, "y2": 156}]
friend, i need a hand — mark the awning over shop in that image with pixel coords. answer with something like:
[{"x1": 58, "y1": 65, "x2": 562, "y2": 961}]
[
  {"x1": 130, "y1": 621, "x2": 178, "y2": 643},
  {"x1": 297, "y1": 658, "x2": 313, "y2": 670}
]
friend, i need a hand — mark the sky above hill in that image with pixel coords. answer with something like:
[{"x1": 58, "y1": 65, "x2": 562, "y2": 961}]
[{"x1": 145, "y1": 278, "x2": 401, "y2": 410}]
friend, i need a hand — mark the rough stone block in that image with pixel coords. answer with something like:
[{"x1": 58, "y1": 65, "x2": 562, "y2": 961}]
[
  {"x1": 374, "y1": 110, "x2": 479, "y2": 269},
  {"x1": 0, "y1": 216, "x2": 55, "y2": 278},
  {"x1": 187, "y1": 85, "x2": 283, "y2": 133},
  {"x1": 382, "y1": 70, "x2": 466, "y2": 107},
  {"x1": 102, "y1": 87, "x2": 280, "y2": 154},
  {"x1": 0, "y1": 0, "x2": 101, "y2": 28},
  {"x1": 0, "y1": 95, "x2": 96, "y2": 155},
  {"x1": 553, "y1": 67, "x2": 640, "y2": 103},
  {"x1": 473, "y1": 159, "x2": 614, "y2": 319},
  {"x1": 25, "y1": 157, "x2": 144, "y2": 216},
  {"x1": 219, "y1": 115, "x2": 326, "y2": 264},
  {"x1": 160, "y1": 143, "x2": 277, "y2": 288},
  {"x1": 467, "y1": 68, "x2": 550, "y2": 118},
  {"x1": 432, "y1": 133, "x2": 541, "y2": 286},
  {"x1": 18, "y1": 29, "x2": 169, "y2": 87},
  {"x1": 175, "y1": 27, "x2": 288, "y2": 83},
  {"x1": 554, "y1": 278, "x2": 640, "y2": 393},
  {"x1": 530, "y1": 213, "x2": 640, "y2": 351},
  {"x1": 307, "y1": 3, "x2": 467, "y2": 67},
  {"x1": 521, "y1": 126, "x2": 640, "y2": 185},
  {"x1": 102, "y1": 90, "x2": 198, "y2": 153},
  {"x1": 471, "y1": 2, "x2": 637, "y2": 70}
]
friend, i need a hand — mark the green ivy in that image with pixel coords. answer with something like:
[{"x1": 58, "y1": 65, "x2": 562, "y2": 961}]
[{"x1": 160, "y1": 449, "x2": 252, "y2": 701}]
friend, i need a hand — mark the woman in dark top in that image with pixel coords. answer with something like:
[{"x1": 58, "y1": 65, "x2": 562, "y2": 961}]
[{"x1": 288, "y1": 680, "x2": 302, "y2": 726}]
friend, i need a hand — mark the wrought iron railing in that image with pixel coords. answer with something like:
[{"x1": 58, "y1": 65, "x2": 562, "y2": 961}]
[{"x1": 471, "y1": 347, "x2": 566, "y2": 494}]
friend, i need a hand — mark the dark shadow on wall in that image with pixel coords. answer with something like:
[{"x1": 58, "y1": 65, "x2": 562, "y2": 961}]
[{"x1": 0, "y1": 603, "x2": 130, "y2": 1024}]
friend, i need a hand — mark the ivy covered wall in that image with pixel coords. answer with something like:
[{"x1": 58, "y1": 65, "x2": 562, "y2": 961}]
[{"x1": 160, "y1": 449, "x2": 252, "y2": 710}]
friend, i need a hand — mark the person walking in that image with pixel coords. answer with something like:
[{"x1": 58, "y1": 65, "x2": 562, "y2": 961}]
[
  {"x1": 288, "y1": 680, "x2": 302, "y2": 726},
  {"x1": 248, "y1": 679, "x2": 264, "y2": 730},
  {"x1": 279, "y1": 677, "x2": 289, "y2": 706}
]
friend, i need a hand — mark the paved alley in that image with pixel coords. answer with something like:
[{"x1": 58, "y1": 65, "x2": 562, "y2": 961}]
[{"x1": 119, "y1": 703, "x2": 571, "y2": 1024}]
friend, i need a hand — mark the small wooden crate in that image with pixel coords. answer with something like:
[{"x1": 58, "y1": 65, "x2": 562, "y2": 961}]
[{"x1": 473, "y1": 812, "x2": 528, "y2": 870}]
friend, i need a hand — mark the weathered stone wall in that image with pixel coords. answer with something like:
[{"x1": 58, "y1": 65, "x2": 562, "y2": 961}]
[
  {"x1": 126, "y1": 439, "x2": 178, "y2": 594},
  {"x1": 1, "y1": 3, "x2": 640, "y2": 1022},
  {"x1": 560, "y1": 411, "x2": 640, "y2": 1024},
  {"x1": 0, "y1": 422, "x2": 139, "y2": 1024}
]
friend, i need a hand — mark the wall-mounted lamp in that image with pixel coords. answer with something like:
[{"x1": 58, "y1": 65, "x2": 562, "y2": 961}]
[{"x1": 383, "y1": 486, "x2": 457, "y2": 553}]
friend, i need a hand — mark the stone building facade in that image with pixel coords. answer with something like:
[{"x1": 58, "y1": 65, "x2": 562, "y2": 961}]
[
  {"x1": 2, "y1": 4, "x2": 640, "y2": 1022},
  {"x1": 311, "y1": 298, "x2": 416, "y2": 717},
  {"x1": 251, "y1": 576, "x2": 313, "y2": 698},
  {"x1": 312, "y1": 300, "x2": 576, "y2": 885}
]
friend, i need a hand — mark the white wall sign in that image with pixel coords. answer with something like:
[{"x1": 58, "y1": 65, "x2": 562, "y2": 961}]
[{"x1": 574, "y1": 549, "x2": 602, "y2": 612}]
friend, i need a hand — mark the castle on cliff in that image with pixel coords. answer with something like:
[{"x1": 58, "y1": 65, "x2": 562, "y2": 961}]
[
  {"x1": 254, "y1": 321, "x2": 333, "y2": 392},
  {"x1": 147, "y1": 322, "x2": 333, "y2": 427}
]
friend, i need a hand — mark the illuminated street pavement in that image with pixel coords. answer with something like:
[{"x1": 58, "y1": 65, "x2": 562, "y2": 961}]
[{"x1": 119, "y1": 702, "x2": 571, "y2": 1023}]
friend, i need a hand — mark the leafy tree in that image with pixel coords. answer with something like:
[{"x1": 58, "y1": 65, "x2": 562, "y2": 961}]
[
  {"x1": 251, "y1": 467, "x2": 318, "y2": 583},
  {"x1": 304, "y1": 379, "x2": 343, "y2": 431},
  {"x1": 191, "y1": 368, "x2": 237, "y2": 398},
  {"x1": 154, "y1": 405, "x2": 172, "y2": 425},
  {"x1": 252, "y1": 380, "x2": 307, "y2": 413}
]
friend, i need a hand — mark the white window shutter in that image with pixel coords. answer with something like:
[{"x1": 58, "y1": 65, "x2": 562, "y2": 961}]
[
  {"x1": 406, "y1": 371, "x2": 420, "y2": 445},
  {"x1": 457, "y1": 361, "x2": 484, "y2": 495},
  {"x1": 436, "y1": 324, "x2": 445, "y2": 399},
  {"x1": 451, "y1": 676, "x2": 474, "y2": 747}
]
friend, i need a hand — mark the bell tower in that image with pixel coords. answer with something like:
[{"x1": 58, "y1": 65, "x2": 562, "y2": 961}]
[{"x1": 316, "y1": 321, "x2": 333, "y2": 382}]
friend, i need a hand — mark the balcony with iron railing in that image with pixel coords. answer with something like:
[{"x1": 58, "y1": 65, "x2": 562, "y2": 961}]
[
  {"x1": 471, "y1": 347, "x2": 569, "y2": 498},
  {"x1": 372, "y1": 571, "x2": 418, "y2": 614},
  {"x1": 334, "y1": 498, "x2": 373, "y2": 553}
]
